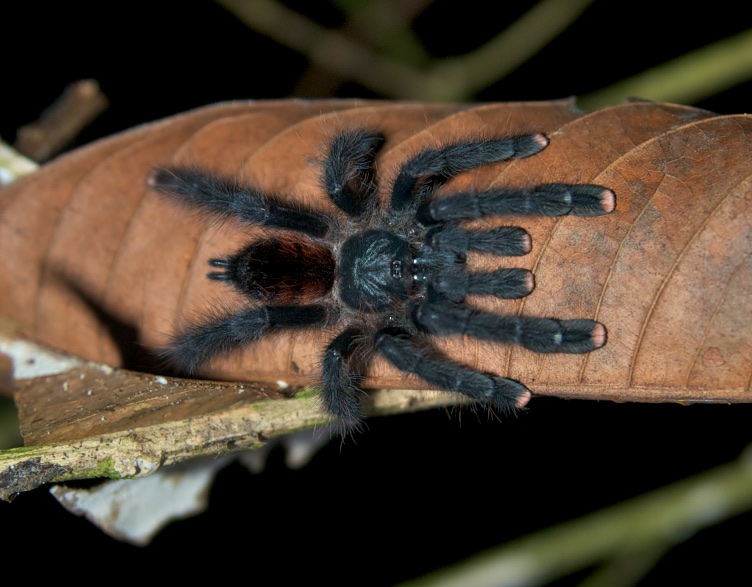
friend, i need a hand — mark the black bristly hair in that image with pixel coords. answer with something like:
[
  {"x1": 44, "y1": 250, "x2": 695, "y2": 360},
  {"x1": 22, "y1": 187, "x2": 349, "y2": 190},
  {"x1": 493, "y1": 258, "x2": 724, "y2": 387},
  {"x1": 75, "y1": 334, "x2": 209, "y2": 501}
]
[{"x1": 149, "y1": 128, "x2": 615, "y2": 435}]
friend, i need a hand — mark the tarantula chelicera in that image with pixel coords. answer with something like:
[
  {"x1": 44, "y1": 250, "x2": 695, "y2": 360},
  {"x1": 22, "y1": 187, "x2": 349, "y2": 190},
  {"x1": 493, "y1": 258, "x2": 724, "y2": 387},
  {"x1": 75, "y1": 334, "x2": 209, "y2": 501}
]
[{"x1": 150, "y1": 128, "x2": 614, "y2": 432}]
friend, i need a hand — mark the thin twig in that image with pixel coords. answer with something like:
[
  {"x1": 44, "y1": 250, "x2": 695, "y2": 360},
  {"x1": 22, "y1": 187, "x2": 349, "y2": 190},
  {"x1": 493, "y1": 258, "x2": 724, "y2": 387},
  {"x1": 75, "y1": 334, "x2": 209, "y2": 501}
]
[
  {"x1": 216, "y1": 0, "x2": 595, "y2": 101},
  {"x1": 292, "y1": 0, "x2": 433, "y2": 96},
  {"x1": 401, "y1": 447, "x2": 752, "y2": 587},
  {"x1": 422, "y1": 0, "x2": 595, "y2": 100},
  {"x1": 332, "y1": 0, "x2": 433, "y2": 66},
  {"x1": 579, "y1": 28, "x2": 752, "y2": 110},
  {"x1": 216, "y1": 0, "x2": 426, "y2": 98},
  {"x1": 14, "y1": 79, "x2": 108, "y2": 162}
]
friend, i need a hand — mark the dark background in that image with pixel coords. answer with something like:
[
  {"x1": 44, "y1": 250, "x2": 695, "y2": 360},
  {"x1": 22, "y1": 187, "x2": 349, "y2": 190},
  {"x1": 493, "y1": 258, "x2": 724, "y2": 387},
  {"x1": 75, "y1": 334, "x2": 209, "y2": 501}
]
[{"x1": 2, "y1": 2, "x2": 750, "y2": 585}]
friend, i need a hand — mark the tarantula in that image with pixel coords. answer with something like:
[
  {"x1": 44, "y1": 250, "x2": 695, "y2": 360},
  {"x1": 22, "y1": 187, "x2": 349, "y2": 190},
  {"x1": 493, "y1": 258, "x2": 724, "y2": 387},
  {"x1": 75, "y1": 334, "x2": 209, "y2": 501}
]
[{"x1": 149, "y1": 128, "x2": 614, "y2": 432}]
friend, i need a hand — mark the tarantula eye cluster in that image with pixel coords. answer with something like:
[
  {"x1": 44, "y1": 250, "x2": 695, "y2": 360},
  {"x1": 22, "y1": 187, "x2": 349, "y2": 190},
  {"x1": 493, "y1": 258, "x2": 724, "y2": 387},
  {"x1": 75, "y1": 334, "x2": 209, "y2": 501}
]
[{"x1": 149, "y1": 128, "x2": 615, "y2": 433}]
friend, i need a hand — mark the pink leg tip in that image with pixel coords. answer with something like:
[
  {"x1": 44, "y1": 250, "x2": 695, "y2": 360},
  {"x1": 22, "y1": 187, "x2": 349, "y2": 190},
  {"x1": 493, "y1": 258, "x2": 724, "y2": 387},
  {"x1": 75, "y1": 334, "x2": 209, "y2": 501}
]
[
  {"x1": 601, "y1": 189, "x2": 616, "y2": 213},
  {"x1": 520, "y1": 232, "x2": 532, "y2": 254},
  {"x1": 515, "y1": 389, "x2": 532, "y2": 409},
  {"x1": 532, "y1": 133, "x2": 549, "y2": 149},
  {"x1": 592, "y1": 323, "x2": 608, "y2": 347},
  {"x1": 524, "y1": 271, "x2": 535, "y2": 293}
]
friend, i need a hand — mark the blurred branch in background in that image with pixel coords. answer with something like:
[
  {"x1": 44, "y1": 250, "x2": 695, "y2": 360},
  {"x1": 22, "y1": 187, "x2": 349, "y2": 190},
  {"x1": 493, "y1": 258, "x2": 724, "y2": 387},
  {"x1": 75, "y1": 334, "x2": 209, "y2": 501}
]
[
  {"x1": 217, "y1": 0, "x2": 424, "y2": 98},
  {"x1": 215, "y1": 0, "x2": 595, "y2": 101},
  {"x1": 215, "y1": 0, "x2": 752, "y2": 108},
  {"x1": 580, "y1": 28, "x2": 752, "y2": 110},
  {"x1": 14, "y1": 80, "x2": 108, "y2": 163},
  {"x1": 403, "y1": 447, "x2": 752, "y2": 587},
  {"x1": 293, "y1": 0, "x2": 434, "y2": 96},
  {"x1": 216, "y1": 0, "x2": 752, "y2": 109}
]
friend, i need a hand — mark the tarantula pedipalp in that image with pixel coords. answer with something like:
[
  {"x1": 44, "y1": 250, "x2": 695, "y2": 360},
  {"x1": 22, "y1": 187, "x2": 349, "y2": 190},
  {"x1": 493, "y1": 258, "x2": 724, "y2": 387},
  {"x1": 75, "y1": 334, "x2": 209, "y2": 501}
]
[{"x1": 149, "y1": 128, "x2": 615, "y2": 432}]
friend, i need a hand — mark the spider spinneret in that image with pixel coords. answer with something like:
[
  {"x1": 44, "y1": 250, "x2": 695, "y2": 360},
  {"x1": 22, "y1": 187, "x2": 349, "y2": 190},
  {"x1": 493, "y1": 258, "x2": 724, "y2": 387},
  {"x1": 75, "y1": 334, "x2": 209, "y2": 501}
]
[{"x1": 149, "y1": 128, "x2": 615, "y2": 433}]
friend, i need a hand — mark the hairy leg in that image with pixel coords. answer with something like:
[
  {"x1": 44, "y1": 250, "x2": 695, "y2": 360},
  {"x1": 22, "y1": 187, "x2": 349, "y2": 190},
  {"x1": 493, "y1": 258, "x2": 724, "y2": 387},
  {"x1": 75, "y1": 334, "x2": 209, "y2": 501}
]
[
  {"x1": 150, "y1": 167, "x2": 332, "y2": 237},
  {"x1": 167, "y1": 305, "x2": 328, "y2": 373},
  {"x1": 376, "y1": 329, "x2": 531, "y2": 412},
  {"x1": 391, "y1": 134, "x2": 548, "y2": 211},
  {"x1": 322, "y1": 129, "x2": 384, "y2": 217},
  {"x1": 414, "y1": 301, "x2": 606, "y2": 353}
]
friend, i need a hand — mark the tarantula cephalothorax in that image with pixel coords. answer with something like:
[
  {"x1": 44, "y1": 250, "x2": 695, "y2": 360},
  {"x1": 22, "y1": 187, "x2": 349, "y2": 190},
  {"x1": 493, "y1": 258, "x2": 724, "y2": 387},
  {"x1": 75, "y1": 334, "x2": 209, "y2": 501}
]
[{"x1": 149, "y1": 128, "x2": 615, "y2": 432}]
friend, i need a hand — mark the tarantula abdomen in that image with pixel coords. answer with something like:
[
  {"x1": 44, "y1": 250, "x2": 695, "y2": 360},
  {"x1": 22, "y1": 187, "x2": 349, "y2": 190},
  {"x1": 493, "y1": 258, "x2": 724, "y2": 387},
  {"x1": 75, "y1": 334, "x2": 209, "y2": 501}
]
[{"x1": 209, "y1": 236, "x2": 336, "y2": 305}]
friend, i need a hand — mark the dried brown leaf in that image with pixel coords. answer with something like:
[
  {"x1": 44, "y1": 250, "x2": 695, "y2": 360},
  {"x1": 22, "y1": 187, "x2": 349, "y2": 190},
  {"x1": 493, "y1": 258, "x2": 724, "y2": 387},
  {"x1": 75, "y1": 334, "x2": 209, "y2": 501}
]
[{"x1": 1, "y1": 99, "x2": 750, "y2": 465}]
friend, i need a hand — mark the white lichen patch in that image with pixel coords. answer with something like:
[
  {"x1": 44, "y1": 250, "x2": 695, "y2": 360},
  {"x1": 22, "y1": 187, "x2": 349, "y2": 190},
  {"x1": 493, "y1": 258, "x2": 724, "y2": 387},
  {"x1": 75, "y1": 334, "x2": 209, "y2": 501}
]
[{"x1": 0, "y1": 339, "x2": 80, "y2": 379}]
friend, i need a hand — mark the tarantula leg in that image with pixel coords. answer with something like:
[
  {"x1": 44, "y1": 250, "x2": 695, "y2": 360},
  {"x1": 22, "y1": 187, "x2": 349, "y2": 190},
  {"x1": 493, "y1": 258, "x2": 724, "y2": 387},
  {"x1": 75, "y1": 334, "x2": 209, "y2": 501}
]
[
  {"x1": 323, "y1": 129, "x2": 384, "y2": 217},
  {"x1": 391, "y1": 134, "x2": 548, "y2": 211},
  {"x1": 376, "y1": 329, "x2": 531, "y2": 412},
  {"x1": 167, "y1": 305, "x2": 328, "y2": 374},
  {"x1": 432, "y1": 268, "x2": 534, "y2": 302},
  {"x1": 426, "y1": 184, "x2": 616, "y2": 220},
  {"x1": 428, "y1": 225, "x2": 531, "y2": 256},
  {"x1": 322, "y1": 328, "x2": 366, "y2": 432},
  {"x1": 415, "y1": 301, "x2": 606, "y2": 353},
  {"x1": 149, "y1": 167, "x2": 331, "y2": 238}
]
